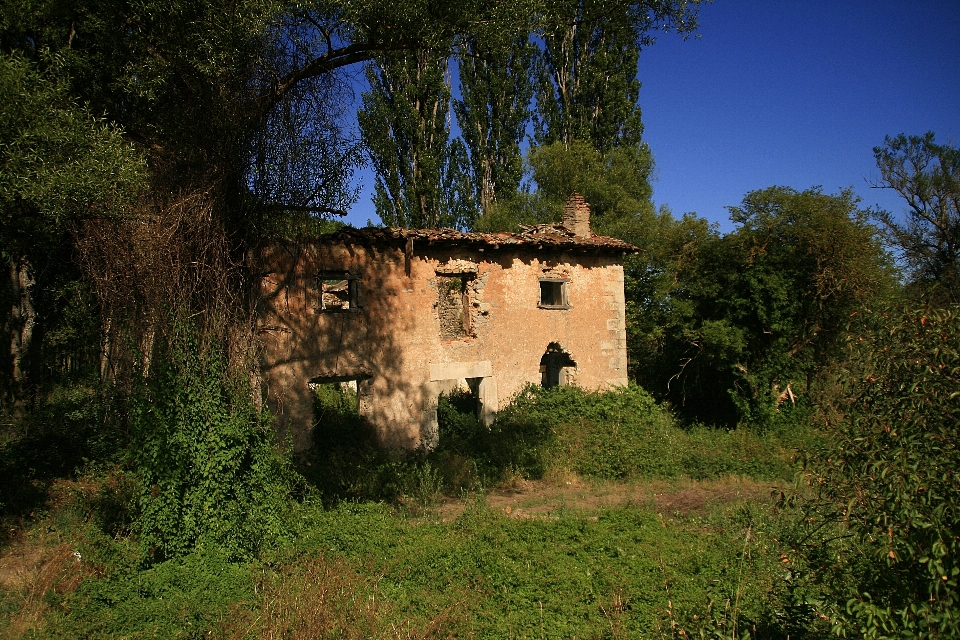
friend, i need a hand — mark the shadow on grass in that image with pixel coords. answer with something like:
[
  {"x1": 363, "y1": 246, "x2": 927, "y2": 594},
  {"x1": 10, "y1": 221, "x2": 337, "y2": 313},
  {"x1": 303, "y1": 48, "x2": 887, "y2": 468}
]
[{"x1": 0, "y1": 385, "x2": 126, "y2": 541}]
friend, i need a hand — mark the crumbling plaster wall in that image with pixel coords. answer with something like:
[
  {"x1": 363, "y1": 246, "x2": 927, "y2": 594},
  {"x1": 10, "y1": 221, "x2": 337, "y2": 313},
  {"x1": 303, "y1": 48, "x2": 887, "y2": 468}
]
[{"x1": 256, "y1": 240, "x2": 628, "y2": 452}]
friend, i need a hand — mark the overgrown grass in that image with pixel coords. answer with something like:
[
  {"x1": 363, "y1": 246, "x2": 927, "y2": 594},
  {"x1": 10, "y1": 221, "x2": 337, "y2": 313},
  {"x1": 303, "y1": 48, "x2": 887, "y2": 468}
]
[
  {"x1": 1, "y1": 491, "x2": 835, "y2": 639},
  {"x1": 282, "y1": 498, "x2": 809, "y2": 639},
  {"x1": 1, "y1": 382, "x2": 829, "y2": 638},
  {"x1": 299, "y1": 383, "x2": 809, "y2": 506}
]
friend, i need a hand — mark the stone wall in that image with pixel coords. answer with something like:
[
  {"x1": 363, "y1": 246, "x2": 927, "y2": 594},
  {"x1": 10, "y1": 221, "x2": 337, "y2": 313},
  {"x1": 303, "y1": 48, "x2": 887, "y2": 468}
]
[{"x1": 255, "y1": 239, "x2": 629, "y2": 452}]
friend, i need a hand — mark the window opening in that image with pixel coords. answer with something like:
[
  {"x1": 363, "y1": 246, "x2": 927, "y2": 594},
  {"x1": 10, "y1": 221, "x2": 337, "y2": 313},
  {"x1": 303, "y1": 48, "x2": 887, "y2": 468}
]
[
  {"x1": 539, "y1": 279, "x2": 570, "y2": 309},
  {"x1": 309, "y1": 373, "x2": 371, "y2": 411},
  {"x1": 315, "y1": 271, "x2": 359, "y2": 312},
  {"x1": 437, "y1": 274, "x2": 473, "y2": 339},
  {"x1": 309, "y1": 374, "x2": 373, "y2": 457},
  {"x1": 540, "y1": 343, "x2": 576, "y2": 388}
]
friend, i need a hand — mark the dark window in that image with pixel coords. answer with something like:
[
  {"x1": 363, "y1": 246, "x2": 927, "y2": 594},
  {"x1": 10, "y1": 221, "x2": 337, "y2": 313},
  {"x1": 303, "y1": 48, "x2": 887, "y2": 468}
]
[
  {"x1": 315, "y1": 271, "x2": 360, "y2": 312},
  {"x1": 539, "y1": 279, "x2": 570, "y2": 309},
  {"x1": 540, "y1": 343, "x2": 577, "y2": 388}
]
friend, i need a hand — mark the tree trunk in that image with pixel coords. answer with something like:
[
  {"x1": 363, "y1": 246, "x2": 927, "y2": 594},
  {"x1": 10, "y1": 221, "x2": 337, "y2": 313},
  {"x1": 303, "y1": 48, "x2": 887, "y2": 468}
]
[
  {"x1": 8, "y1": 256, "x2": 36, "y2": 387},
  {"x1": 100, "y1": 313, "x2": 114, "y2": 383}
]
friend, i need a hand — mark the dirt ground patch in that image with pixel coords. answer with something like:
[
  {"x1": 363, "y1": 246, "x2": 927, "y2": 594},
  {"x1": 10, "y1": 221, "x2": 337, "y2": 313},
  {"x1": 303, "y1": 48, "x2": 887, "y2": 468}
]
[{"x1": 433, "y1": 475, "x2": 783, "y2": 522}]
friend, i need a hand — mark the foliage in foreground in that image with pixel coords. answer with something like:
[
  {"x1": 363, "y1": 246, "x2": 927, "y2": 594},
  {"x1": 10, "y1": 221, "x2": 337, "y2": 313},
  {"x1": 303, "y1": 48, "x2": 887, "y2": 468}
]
[
  {"x1": 3, "y1": 491, "x2": 827, "y2": 640},
  {"x1": 130, "y1": 321, "x2": 292, "y2": 563},
  {"x1": 809, "y1": 305, "x2": 960, "y2": 637},
  {"x1": 301, "y1": 383, "x2": 805, "y2": 505}
]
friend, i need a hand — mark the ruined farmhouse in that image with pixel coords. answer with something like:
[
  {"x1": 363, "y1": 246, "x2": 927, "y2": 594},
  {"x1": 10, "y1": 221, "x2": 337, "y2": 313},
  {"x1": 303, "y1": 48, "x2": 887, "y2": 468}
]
[{"x1": 255, "y1": 195, "x2": 637, "y2": 452}]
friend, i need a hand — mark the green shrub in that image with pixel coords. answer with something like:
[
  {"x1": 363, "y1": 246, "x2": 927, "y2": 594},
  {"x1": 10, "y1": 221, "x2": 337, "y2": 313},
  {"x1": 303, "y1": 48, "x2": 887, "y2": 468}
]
[
  {"x1": 488, "y1": 384, "x2": 796, "y2": 483},
  {"x1": 53, "y1": 549, "x2": 252, "y2": 639},
  {"x1": 300, "y1": 383, "x2": 799, "y2": 505},
  {"x1": 131, "y1": 321, "x2": 291, "y2": 563},
  {"x1": 814, "y1": 305, "x2": 960, "y2": 637}
]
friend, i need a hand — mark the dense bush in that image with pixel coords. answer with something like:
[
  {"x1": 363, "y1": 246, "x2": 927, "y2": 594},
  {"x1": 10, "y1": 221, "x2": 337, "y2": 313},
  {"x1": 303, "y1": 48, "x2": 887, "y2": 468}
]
[
  {"x1": 627, "y1": 187, "x2": 895, "y2": 430},
  {"x1": 492, "y1": 384, "x2": 796, "y2": 482},
  {"x1": 0, "y1": 383, "x2": 119, "y2": 524},
  {"x1": 430, "y1": 384, "x2": 799, "y2": 490},
  {"x1": 131, "y1": 322, "x2": 291, "y2": 562},
  {"x1": 283, "y1": 499, "x2": 816, "y2": 639},
  {"x1": 301, "y1": 383, "x2": 800, "y2": 506},
  {"x1": 2, "y1": 380, "x2": 824, "y2": 638},
  {"x1": 813, "y1": 305, "x2": 960, "y2": 637},
  {"x1": 9, "y1": 495, "x2": 817, "y2": 639}
]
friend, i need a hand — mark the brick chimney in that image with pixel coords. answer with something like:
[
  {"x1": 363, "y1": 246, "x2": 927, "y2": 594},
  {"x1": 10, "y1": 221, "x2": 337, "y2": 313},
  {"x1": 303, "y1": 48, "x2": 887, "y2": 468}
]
[{"x1": 562, "y1": 193, "x2": 592, "y2": 237}]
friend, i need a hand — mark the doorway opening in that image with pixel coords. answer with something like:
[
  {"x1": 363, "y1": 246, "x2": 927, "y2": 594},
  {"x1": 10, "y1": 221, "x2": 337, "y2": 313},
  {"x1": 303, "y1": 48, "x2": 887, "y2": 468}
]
[{"x1": 540, "y1": 343, "x2": 577, "y2": 388}]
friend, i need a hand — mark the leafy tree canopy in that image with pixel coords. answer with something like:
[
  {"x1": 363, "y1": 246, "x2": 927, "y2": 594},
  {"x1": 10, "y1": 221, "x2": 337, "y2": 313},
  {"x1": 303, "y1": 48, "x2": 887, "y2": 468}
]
[
  {"x1": 629, "y1": 186, "x2": 896, "y2": 427},
  {"x1": 455, "y1": 33, "x2": 536, "y2": 216},
  {"x1": 534, "y1": 1, "x2": 647, "y2": 152},
  {"x1": 474, "y1": 139, "x2": 657, "y2": 236},
  {"x1": 0, "y1": 53, "x2": 146, "y2": 257},
  {"x1": 873, "y1": 132, "x2": 960, "y2": 304}
]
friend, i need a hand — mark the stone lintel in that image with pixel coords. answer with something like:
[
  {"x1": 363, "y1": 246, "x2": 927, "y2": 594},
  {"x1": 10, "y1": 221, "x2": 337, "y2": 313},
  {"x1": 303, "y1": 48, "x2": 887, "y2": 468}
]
[{"x1": 429, "y1": 360, "x2": 492, "y2": 381}]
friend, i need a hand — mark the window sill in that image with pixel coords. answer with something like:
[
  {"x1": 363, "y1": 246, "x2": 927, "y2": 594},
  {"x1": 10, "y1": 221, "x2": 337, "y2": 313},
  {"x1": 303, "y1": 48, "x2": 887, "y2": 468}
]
[
  {"x1": 314, "y1": 307, "x2": 362, "y2": 314},
  {"x1": 538, "y1": 304, "x2": 572, "y2": 310}
]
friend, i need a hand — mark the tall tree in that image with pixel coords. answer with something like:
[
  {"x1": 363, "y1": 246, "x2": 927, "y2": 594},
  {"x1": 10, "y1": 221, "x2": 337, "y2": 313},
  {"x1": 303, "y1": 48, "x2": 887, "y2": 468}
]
[
  {"x1": 474, "y1": 139, "x2": 657, "y2": 239},
  {"x1": 873, "y1": 132, "x2": 960, "y2": 304},
  {"x1": 533, "y1": 1, "x2": 667, "y2": 152},
  {"x1": 454, "y1": 34, "x2": 535, "y2": 217},
  {"x1": 0, "y1": 53, "x2": 145, "y2": 403},
  {"x1": 634, "y1": 187, "x2": 895, "y2": 426},
  {"x1": 529, "y1": 140, "x2": 655, "y2": 234},
  {"x1": 480, "y1": 1, "x2": 698, "y2": 234},
  {"x1": 359, "y1": 49, "x2": 471, "y2": 228}
]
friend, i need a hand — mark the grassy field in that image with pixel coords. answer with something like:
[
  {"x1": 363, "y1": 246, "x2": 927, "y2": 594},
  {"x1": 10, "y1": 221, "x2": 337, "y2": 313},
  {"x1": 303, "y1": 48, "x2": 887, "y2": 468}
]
[{"x1": 0, "y1": 385, "x2": 831, "y2": 639}]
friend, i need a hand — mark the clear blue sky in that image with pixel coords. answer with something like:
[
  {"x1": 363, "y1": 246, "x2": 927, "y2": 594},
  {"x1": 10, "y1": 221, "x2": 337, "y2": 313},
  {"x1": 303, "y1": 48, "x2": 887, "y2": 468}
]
[{"x1": 343, "y1": 0, "x2": 960, "y2": 232}]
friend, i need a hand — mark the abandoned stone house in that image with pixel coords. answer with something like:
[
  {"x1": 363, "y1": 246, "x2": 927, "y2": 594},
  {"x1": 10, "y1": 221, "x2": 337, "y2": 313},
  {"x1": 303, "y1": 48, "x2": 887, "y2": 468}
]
[{"x1": 255, "y1": 195, "x2": 637, "y2": 452}]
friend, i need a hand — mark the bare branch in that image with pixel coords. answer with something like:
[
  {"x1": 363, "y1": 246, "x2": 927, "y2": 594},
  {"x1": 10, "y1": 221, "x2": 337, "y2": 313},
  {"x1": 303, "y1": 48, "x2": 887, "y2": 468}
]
[{"x1": 265, "y1": 204, "x2": 348, "y2": 216}]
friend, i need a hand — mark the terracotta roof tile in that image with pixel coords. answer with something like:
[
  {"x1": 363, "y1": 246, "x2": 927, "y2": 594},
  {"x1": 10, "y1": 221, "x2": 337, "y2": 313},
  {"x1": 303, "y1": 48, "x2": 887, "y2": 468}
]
[{"x1": 324, "y1": 224, "x2": 638, "y2": 254}]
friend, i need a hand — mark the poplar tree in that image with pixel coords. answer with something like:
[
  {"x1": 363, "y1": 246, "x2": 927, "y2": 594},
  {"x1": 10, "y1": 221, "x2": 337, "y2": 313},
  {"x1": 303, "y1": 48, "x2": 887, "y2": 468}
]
[
  {"x1": 492, "y1": 1, "x2": 699, "y2": 236},
  {"x1": 454, "y1": 35, "x2": 536, "y2": 216},
  {"x1": 359, "y1": 50, "x2": 472, "y2": 229},
  {"x1": 534, "y1": 2, "x2": 647, "y2": 152}
]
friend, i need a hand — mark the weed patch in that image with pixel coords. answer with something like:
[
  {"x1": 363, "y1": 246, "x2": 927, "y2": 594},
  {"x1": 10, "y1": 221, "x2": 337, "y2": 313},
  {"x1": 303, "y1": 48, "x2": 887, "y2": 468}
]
[
  {"x1": 300, "y1": 384, "x2": 805, "y2": 506},
  {"x1": 439, "y1": 384, "x2": 800, "y2": 489},
  {"x1": 283, "y1": 498, "x2": 827, "y2": 638}
]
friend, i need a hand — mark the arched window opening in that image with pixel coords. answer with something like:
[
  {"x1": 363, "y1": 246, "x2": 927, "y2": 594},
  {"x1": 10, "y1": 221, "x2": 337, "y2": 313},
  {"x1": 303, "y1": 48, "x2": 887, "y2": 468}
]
[{"x1": 539, "y1": 343, "x2": 577, "y2": 388}]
